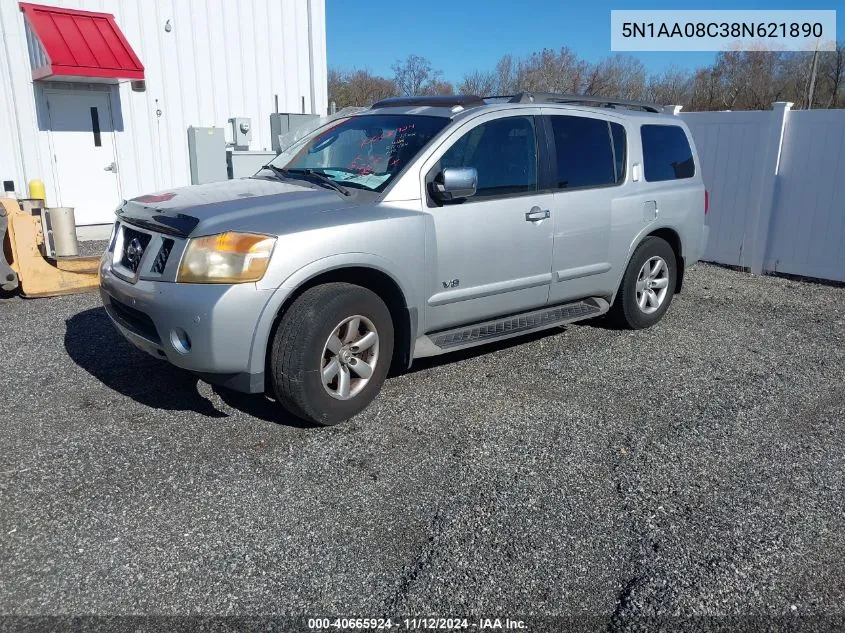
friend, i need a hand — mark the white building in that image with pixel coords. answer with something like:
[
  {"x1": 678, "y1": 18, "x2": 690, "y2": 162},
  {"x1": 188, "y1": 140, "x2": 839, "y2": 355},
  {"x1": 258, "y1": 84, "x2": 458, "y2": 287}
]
[{"x1": 0, "y1": 0, "x2": 327, "y2": 226}]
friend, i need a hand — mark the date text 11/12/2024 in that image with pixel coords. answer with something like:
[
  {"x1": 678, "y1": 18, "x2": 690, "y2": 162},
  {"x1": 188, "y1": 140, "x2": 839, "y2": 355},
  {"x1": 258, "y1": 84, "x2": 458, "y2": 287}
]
[{"x1": 307, "y1": 617, "x2": 528, "y2": 630}]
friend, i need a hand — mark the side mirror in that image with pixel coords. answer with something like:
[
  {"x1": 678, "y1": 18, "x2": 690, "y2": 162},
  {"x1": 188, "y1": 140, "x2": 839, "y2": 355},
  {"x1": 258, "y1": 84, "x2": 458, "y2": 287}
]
[{"x1": 432, "y1": 167, "x2": 477, "y2": 202}]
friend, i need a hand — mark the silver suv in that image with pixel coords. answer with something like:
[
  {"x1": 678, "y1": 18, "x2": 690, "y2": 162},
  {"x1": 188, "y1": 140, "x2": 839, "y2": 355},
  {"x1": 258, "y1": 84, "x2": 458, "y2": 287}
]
[{"x1": 100, "y1": 93, "x2": 709, "y2": 425}]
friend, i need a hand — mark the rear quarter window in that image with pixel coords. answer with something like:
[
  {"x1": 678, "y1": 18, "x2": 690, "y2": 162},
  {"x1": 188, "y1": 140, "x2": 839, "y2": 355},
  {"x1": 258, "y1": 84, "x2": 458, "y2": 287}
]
[
  {"x1": 640, "y1": 124, "x2": 695, "y2": 182},
  {"x1": 610, "y1": 122, "x2": 626, "y2": 184}
]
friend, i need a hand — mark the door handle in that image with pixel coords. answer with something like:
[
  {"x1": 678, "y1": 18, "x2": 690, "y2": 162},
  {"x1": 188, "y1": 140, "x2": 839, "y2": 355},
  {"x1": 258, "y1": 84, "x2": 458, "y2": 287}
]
[
  {"x1": 104, "y1": 161, "x2": 117, "y2": 173},
  {"x1": 525, "y1": 206, "x2": 550, "y2": 222}
]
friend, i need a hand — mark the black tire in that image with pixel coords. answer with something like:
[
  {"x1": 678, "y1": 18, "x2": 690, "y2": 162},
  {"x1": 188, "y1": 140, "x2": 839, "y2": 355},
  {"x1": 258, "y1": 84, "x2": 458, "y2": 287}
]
[
  {"x1": 609, "y1": 236, "x2": 677, "y2": 329},
  {"x1": 270, "y1": 282, "x2": 394, "y2": 426}
]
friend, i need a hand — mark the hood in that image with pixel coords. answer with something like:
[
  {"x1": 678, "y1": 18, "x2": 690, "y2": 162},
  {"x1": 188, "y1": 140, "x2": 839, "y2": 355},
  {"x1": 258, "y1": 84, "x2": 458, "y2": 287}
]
[{"x1": 117, "y1": 178, "x2": 354, "y2": 237}]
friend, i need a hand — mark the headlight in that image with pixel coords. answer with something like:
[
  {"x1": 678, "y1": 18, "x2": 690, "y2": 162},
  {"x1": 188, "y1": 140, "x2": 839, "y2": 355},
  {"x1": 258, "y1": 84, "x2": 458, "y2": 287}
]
[{"x1": 177, "y1": 232, "x2": 276, "y2": 283}]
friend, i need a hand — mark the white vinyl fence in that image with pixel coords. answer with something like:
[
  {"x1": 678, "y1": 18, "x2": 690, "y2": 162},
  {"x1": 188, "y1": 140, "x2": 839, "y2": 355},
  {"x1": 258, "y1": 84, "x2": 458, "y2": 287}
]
[{"x1": 681, "y1": 104, "x2": 845, "y2": 282}]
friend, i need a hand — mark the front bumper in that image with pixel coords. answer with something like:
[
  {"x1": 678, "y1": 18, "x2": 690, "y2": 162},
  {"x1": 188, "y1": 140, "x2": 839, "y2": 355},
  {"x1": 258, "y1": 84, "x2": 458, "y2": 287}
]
[{"x1": 99, "y1": 258, "x2": 274, "y2": 393}]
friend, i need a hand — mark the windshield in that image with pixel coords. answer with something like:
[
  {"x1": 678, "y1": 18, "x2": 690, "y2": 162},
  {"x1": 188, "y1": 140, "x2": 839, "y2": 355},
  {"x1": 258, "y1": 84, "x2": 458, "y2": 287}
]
[{"x1": 265, "y1": 114, "x2": 449, "y2": 193}]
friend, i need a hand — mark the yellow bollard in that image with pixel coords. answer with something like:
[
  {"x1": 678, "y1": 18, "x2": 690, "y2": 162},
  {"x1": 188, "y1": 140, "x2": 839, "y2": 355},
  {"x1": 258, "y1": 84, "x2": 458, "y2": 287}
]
[{"x1": 28, "y1": 179, "x2": 46, "y2": 202}]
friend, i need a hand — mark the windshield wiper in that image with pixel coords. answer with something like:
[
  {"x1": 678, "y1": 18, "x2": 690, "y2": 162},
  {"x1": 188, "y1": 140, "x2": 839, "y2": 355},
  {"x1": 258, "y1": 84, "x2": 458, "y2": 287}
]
[
  {"x1": 260, "y1": 165, "x2": 350, "y2": 196},
  {"x1": 261, "y1": 164, "x2": 288, "y2": 181},
  {"x1": 286, "y1": 168, "x2": 351, "y2": 196}
]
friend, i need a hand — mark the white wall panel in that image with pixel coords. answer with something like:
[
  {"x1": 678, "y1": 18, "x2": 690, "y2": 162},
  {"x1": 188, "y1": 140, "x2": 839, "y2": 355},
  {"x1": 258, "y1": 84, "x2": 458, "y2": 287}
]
[
  {"x1": 0, "y1": 0, "x2": 49, "y2": 197},
  {"x1": 765, "y1": 110, "x2": 845, "y2": 281},
  {"x1": 683, "y1": 106, "x2": 845, "y2": 283},
  {"x1": 0, "y1": 0, "x2": 327, "y2": 222},
  {"x1": 681, "y1": 111, "x2": 773, "y2": 268}
]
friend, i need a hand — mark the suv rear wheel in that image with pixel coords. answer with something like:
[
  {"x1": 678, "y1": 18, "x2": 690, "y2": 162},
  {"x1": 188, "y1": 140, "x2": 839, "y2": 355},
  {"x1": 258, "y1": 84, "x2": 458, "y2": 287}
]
[
  {"x1": 610, "y1": 236, "x2": 677, "y2": 329},
  {"x1": 270, "y1": 283, "x2": 394, "y2": 425}
]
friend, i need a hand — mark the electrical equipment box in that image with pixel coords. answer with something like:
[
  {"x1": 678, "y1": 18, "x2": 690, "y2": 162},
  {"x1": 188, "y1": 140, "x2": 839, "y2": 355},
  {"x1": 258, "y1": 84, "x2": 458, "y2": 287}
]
[
  {"x1": 187, "y1": 126, "x2": 227, "y2": 184},
  {"x1": 229, "y1": 117, "x2": 252, "y2": 150},
  {"x1": 229, "y1": 151, "x2": 277, "y2": 179},
  {"x1": 270, "y1": 113, "x2": 319, "y2": 153}
]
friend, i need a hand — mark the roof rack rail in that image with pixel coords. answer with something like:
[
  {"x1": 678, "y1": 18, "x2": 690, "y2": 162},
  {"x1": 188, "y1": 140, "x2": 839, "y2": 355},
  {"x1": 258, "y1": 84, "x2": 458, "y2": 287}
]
[
  {"x1": 370, "y1": 95, "x2": 485, "y2": 110},
  {"x1": 493, "y1": 92, "x2": 663, "y2": 113}
]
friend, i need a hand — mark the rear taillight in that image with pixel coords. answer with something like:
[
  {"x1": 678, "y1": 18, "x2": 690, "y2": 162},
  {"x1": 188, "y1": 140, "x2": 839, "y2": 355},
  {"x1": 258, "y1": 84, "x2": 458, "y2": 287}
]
[{"x1": 704, "y1": 190, "x2": 709, "y2": 215}]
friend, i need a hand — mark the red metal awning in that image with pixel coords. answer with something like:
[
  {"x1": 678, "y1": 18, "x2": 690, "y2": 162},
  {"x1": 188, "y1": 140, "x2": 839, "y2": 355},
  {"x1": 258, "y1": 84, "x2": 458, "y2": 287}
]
[{"x1": 19, "y1": 2, "x2": 144, "y2": 82}]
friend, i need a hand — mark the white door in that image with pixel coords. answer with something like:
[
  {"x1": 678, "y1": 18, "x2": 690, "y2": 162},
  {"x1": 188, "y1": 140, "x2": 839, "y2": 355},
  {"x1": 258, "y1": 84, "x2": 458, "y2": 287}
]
[{"x1": 45, "y1": 90, "x2": 121, "y2": 225}]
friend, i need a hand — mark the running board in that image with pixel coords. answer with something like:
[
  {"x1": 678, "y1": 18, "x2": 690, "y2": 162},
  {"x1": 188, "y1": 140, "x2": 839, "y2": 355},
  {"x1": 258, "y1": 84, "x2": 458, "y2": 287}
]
[{"x1": 413, "y1": 297, "x2": 609, "y2": 358}]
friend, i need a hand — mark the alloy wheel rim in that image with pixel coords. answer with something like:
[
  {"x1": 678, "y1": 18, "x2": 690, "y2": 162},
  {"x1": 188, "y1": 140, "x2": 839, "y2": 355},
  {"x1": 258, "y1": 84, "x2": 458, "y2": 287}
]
[
  {"x1": 635, "y1": 256, "x2": 670, "y2": 314},
  {"x1": 320, "y1": 315, "x2": 379, "y2": 400}
]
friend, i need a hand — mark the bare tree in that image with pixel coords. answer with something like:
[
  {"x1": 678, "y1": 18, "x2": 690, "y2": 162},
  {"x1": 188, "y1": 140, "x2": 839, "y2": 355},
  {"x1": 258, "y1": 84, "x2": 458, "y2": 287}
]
[
  {"x1": 331, "y1": 39, "x2": 845, "y2": 112},
  {"x1": 344, "y1": 70, "x2": 396, "y2": 107},
  {"x1": 708, "y1": 52, "x2": 745, "y2": 109},
  {"x1": 495, "y1": 55, "x2": 519, "y2": 95},
  {"x1": 327, "y1": 68, "x2": 396, "y2": 108},
  {"x1": 688, "y1": 67, "x2": 723, "y2": 111},
  {"x1": 392, "y1": 55, "x2": 441, "y2": 96},
  {"x1": 818, "y1": 43, "x2": 845, "y2": 108},
  {"x1": 457, "y1": 70, "x2": 498, "y2": 96},
  {"x1": 327, "y1": 68, "x2": 345, "y2": 107},
  {"x1": 778, "y1": 52, "x2": 813, "y2": 109},
  {"x1": 707, "y1": 49, "x2": 794, "y2": 110},
  {"x1": 584, "y1": 54, "x2": 647, "y2": 100},
  {"x1": 746, "y1": 51, "x2": 786, "y2": 109},
  {"x1": 422, "y1": 79, "x2": 455, "y2": 96},
  {"x1": 646, "y1": 66, "x2": 693, "y2": 105},
  {"x1": 518, "y1": 47, "x2": 586, "y2": 93}
]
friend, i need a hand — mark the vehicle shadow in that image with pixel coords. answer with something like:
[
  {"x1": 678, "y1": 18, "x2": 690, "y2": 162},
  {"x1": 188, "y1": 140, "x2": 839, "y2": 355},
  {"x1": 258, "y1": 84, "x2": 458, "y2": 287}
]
[
  {"x1": 65, "y1": 307, "x2": 613, "y2": 424},
  {"x1": 64, "y1": 306, "x2": 312, "y2": 427},
  {"x1": 210, "y1": 387, "x2": 316, "y2": 429},
  {"x1": 577, "y1": 313, "x2": 618, "y2": 330}
]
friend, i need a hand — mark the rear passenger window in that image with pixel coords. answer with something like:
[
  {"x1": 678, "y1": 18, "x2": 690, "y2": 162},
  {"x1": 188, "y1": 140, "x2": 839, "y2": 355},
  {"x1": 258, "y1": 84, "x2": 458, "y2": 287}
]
[
  {"x1": 640, "y1": 124, "x2": 695, "y2": 181},
  {"x1": 550, "y1": 116, "x2": 622, "y2": 189}
]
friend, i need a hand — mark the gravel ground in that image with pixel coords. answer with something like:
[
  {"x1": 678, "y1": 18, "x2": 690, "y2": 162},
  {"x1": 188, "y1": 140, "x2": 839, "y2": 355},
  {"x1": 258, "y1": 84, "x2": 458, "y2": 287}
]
[
  {"x1": 1, "y1": 259, "x2": 844, "y2": 631},
  {"x1": 77, "y1": 240, "x2": 109, "y2": 258}
]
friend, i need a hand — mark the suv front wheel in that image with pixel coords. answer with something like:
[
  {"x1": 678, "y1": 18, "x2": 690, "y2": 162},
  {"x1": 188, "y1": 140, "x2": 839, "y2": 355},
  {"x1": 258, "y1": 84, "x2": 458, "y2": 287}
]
[
  {"x1": 610, "y1": 236, "x2": 677, "y2": 329},
  {"x1": 270, "y1": 282, "x2": 394, "y2": 425}
]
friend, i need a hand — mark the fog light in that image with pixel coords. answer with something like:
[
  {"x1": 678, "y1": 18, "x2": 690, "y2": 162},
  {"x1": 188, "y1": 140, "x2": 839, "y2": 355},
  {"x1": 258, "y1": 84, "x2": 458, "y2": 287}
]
[{"x1": 170, "y1": 328, "x2": 191, "y2": 354}]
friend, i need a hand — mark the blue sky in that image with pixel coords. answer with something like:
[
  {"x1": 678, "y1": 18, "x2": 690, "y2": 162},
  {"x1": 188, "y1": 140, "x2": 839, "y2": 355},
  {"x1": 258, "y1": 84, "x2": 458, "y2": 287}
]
[{"x1": 327, "y1": 0, "x2": 843, "y2": 82}]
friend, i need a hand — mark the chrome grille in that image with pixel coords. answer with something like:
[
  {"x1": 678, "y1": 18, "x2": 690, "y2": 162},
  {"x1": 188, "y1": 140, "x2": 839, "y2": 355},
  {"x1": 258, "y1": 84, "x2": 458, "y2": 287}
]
[{"x1": 120, "y1": 227, "x2": 152, "y2": 273}]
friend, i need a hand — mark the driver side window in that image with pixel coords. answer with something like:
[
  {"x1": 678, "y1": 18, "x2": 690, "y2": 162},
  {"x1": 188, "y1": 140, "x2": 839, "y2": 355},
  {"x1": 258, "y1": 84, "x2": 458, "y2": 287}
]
[{"x1": 439, "y1": 116, "x2": 538, "y2": 199}]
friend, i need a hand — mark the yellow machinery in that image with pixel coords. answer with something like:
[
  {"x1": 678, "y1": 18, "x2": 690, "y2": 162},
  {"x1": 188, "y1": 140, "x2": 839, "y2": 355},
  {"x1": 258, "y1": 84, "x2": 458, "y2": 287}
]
[{"x1": 0, "y1": 196, "x2": 100, "y2": 298}]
